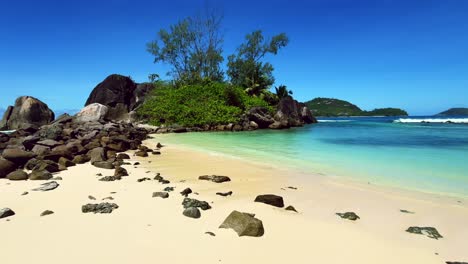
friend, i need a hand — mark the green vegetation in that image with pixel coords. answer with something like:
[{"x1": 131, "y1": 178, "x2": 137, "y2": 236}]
[
  {"x1": 436, "y1": 108, "x2": 468, "y2": 116},
  {"x1": 227, "y1": 30, "x2": 289, "y2": 96},
  {"x1": 305, "y1": 98, "x2": 408, "y2": 117},
  {"x1": 275, "y1": 85, "x2": 293, "y2": 99},
  {"x1": 137, "y1": 81, "x2": 272, "y2": 127}
]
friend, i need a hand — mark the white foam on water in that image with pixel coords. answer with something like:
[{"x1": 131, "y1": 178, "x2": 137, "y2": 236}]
[
  {"x1": 394, "y1": 118, "x2": 468, "y2": 124},
  {"x1": 317, "y1": 120, "x2": 353, "y2": 123}
]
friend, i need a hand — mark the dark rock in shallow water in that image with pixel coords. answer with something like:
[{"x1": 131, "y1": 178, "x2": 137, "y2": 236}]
[
  {"x1": 182, "y1": 198, "x2": 211, "y2": 210},
  {"x1": 6, "y1": 170, "x2": 29, "y2": 181},
  {"x1": 180, "y1": 188, "x2": 192, "y2": 197},
  {"x1": 285, "y1": 205, "x2": 298, "y2": 212},
  {"x1": 92, "y1": 161, "x2": 115, "y2": 170},
  {"x1": 32, "y1": 181, "x2": 59, "y2": 191},
  {"x1": 254, "y1": 194, "x2": 284, "y2": 208},
  {"x1": 219, "y1": 210, "x2": 264, "y2": 237},
  {"x1": 336, "y1": 212, "x2": 360, "y2": 221},
  {"x1": 29, "y1": 170, "x2": 53, "y2": 180},
  {"x1": 406, "y1": 226, "x2": 443, "y2": 240},
  {"x1": 216, "y1": 191, "x2": 233, "y2": 197},
  {"x1": 40, "y1": 210, "x2": 54, "y2": 217},
  {"x1": 114, "y1": 166, "x2": 128, "y2": 177},
  {"x1": 152, "y1": 192, "x2": 169, "y2": 199},
  {"x1": 183, "y1": 207, "x2": 201, "y2": 219},
  {"x1": 99, "y1": 176, "x2": 121, "y2": 182},
  {"x1": 82, "y1": 203, "x2": 119, "y2": 214},
  {"x1": 0, "y1": 158, "x2": 18, "y2": 178},
  {"x1": 0, "y1": 208, "x2": 15, "y2": 219},
  {"x1": 199, "y1": 175, "x2": 231, "y2": 183}
]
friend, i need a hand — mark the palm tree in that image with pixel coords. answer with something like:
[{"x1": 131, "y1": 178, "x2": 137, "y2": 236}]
[{"x1": 275, "y1": 85, "x2": 292, "y2": 99}]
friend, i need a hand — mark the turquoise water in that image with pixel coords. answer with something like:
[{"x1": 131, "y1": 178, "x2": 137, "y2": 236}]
[{"x1": 159, "y1": 117, "x2": 468, "y2": 198}]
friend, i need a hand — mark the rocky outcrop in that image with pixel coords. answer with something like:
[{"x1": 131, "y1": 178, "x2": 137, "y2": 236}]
[
  {"x1": 0, "y1": 96, "x2": 54, "y2": 130},
  {"x1": 247, "y1": 107, "x2": 275, "y2": 128},
  {"x1": 75, "y1": 103, "x2": 109, "y2": 123},
  {"x1": 269, "y1": 97, "x2": 317, "y2": 129},
  {"x1": 84, "y1": 74, "x2": 154, "y2": 121}
]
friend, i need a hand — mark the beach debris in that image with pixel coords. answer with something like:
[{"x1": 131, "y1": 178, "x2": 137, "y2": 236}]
[
  {"x1": 88, "y1": 195, "x2": 96, "y2": 200},
  {"x1": 287, "y1": 186, "x2": 298, "y2": 190},
  {"x1": 180, "y1": 188, "x2": 192, "y2": 197},
  {"x1": 82, "y1": 203, "x2": 119, "y2": 214},
  {"x1": 336, "y1": 212, "x2": 360, "y2": 221},
  {"x1": 114, "y1": 166, "x2": 128, "y2": 177},
  {"x1": 21, "y1": 191, "x2": 29, "y2": 196},
  {"x1": 183, "y1": 207, "x2": 201, "y2": 219},
  {"x1": 137, "y1": 177, "x2": 151, "y2": 182},
  {"x1": 32, "y1": 181, "x2": 59, "y2": 191},
  {"x1": 216, "y1": 191, "x2": 233, "y2": 197},
  {"x1": 152, "y1": 192, "x2": 169, "y2": 199},
  {"x1": 219, "y1": 210, "x2": 264, "y2": 237},
  {"x1": 182, "y1": 198, "x2": 211, "y2": 210},
  {"x1": 254, "y1": 194, "x2": 285, "y2": 208},
  {"x1": 400, "y1": 209, "x2": 415, "y2": 214},
  {"x1": 6, "y1": 170, "x2": 29, "y2": 181},
  {"x1": 29, "y1": 170, "x2": 53, "y2": 180},
  {"x1": 285, "y1": 205, "x2": 298, "y2": 212},
  {"x1": 40, "y1": 210, "x2": 54, "y2": 217},
  {"x1": 205, "y1": 231, "x2": 216, "y2": 236},
  {"x1": 0, "y1": 208, "x2": 15, "y2": 219},
  {"x1": 199, "y1": 175, "x2": 231, "y2": 183},
  {"x1": 164, "y1": 187, "x2": 175, "y2": 192},
  {"x1": 406, "y1": 226, "x2": 443, "y2": 240},
  {"x1": 99, "y1": 176, "x2": 121, "y2": 182}
]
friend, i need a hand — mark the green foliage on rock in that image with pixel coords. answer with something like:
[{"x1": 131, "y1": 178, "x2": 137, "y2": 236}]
[
  {"x1": 137, "y1": 82, "x2": 272, "y2": 127},
  {"x1": 363, "y1": 108, "x2": 408, "y2": 116}
]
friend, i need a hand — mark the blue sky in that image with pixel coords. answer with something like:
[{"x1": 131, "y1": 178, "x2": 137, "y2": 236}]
[{"x1": 0, "y1": 0, "x2": 467, "y2": 115}]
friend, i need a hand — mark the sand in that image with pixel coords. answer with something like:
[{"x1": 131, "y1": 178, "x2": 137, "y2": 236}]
[{"x1": 1, "y1": 135, "x2": 467, "y2": 264}]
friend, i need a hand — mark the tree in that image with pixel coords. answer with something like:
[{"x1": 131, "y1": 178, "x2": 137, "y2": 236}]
[
  {"x1": 275, "y1": 84, "x2": 293, "y2": 99},
  {"x1": 147, "y1": 8, "x2": 224, "y2": 84},
  {"x1": 227, "y1": 30, "x2": 289, "y2": 96}
]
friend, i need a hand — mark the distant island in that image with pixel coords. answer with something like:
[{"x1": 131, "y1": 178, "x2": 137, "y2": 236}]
[
  {"x1": 436, "y1": 108, "x2": 468, "y2": 116},
  {"x1": 305, "y1": 97, "x2": 408, "y2": 117}
]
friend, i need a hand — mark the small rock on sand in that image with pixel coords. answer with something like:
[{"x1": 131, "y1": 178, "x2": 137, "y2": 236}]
[
  {"x1": 406, "y1": 226, "x2": 443, "y2": 240},
  {"x1": 182, "y1": 198, "x2": 211, "y2": 210},
  {"x1": 183, "y1": 207, "x2": 201, "y2": 219},
  {"x1": 336, "y1": 212, "x2": 360, "y2": 221},
  {"x1": 40, "y1": 210, "x2": 54, "y2": 217},
  {"x1": 0, "y1": 208, "x2": 15, "y2": 219},
  {"x1": 180, "y1": 188, "x2": 192, "y2": 197},
  {"x1": 219, "y1": 210, "x2": 264, "y2": 237},
  {"x1": 82, "y1": 203, "x2": 119, "y2": 214},
  {"x1": 216, "y1": 191, "x2": 233, "y2": 197},
  {"x1": 152, "y1": 192, "x2": 169, "y2": 199},
  {"x1": 88, "y1": 195, "x2": 96, "y2": 200},
  {"x1": 205, "y1": 231, "x2": 216, "y2": 236},
  {"x1": 199, "y1": 175, "x2": 231, "y2": 183},
  {"x1": 285, "y1": 205, "x2": 298, "y2": 212},
  {"x1": 32, "y1": 181, "x2": 59, "y2": 191},
  {"x1": 254, "y1": 194, "x2": 284, "y2": 208},
  {"x1": 400, "y1": 209, "x2": 415, "y2": 214}
]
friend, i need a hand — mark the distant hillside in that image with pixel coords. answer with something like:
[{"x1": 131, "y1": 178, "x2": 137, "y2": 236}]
[
  {"x1": 305, "y1": 98, "x2": 408, "y2": 117},
  {"x1": 436, "y1": 108, "x2": 468, "y2": 116}
]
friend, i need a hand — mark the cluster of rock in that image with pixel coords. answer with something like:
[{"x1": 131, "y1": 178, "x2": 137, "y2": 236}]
[{"x1": 0, "y1": 96, "x2": 151, "y2": 180}]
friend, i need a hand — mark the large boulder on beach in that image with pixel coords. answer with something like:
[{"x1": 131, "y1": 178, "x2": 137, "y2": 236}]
[
  {"x1": 219, "y1": 210, "x2": 264, "y2": 237},
  {"x1": 75, "y1": 103, "x2": 109, "y2": 123},
  {"x1": 0, "y1": 96, "x2": 54, "y2": 130},
  {"x1": 2, "y1": 148, "x2": 36, "y2": 166},
  {"x1": 0, "y1": 158, "x2": 17, "y2": 178},
  {"x1": 6, "y1": 170, "x2": 29, "y2": 181}
]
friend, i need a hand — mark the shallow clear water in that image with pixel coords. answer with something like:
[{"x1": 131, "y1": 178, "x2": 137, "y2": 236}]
[{"x1": 159, "y1": 116, "x2": 468, "y2": 198}]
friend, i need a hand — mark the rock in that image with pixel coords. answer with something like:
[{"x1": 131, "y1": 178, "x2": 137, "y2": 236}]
[
  {"x1": 156, "y1": 142, "x2": 163, "y2": 148},
  {"x1": 285, "y1": 205, "x2": 298, "y2": 212},
  {"x1": 183, "y1": 207, "x2": 201, "y2": 219},
  {"x1": 88, "y1": 195, "x2": 96, "y2": 200},
  {"x1": 1, "y1": 96, "x2": 54, "y2": 130},
  {"x1": 446, "y1": 262, "x2": 468, "y2": 264},
  {"x1": 336, "y1": 212, "x2": 360, "y2": 221},
  {"x1": 247, "y1": 107, "x2": 275, "y2": 128},
  {"x1": 133, "y1": 162, "x2": 140, "y2": 166},
  {"x1": 38, "y1": 123, "x2": 63, "y2": 140},
  {"x1": 400, "y1": 209, "x2": 415, "y2": 214},
  {"x1": 29, "y1": 170, "x2": 53, "y2": 180},
  {"x1": 216, "y1": 191, "x2": 233, "y2": 197},
  {"x1": 116, "y1": 153, "x2": 130, "y2": 160},
  {"x1": 58, "y1": 157, "x2": 75, "y2": 168},
  {"x1": 129, "y1": 82, "x2": 153, "y2": 110},
  {"x1": 31, "y1": 144, "x2": 51, "y2": 156},
  {"x1": 33, "y1": 160, "x2": 60, "y2": 173},
  {"x1": 164, "y1": 187, "x2": 175, "y2": 192},
  {"x1": 137, "y1": 177, "x2": 151, "y2": 182},
  {"x1": 152, "y1": 150, "x2": 161, "y2": 155},
  {"x1": 32, "y1": 181, "x2": 59, "y2": 191},
  {"x1": 22, "y1": 135, "x2": 40, "y2": 150},
  {"x1": 114, "y1": 166, "x2": 128, "y2": 177},
  {"x1": 180, "y1": 188, "x2": 192, "y2": 197},
  {"x1": 205, "y1": 232, "x2": 216, "y2": 236},
  {"x1": 81, "y1": 202, "x2": 119, "y2": 214},
  {"x1": 6, "y1": 170, "x2": 29, "y2": 181},
  {"x1": 40, "y1": 210, "x2": 54, "y2": 217},
  {"x1": 406, "y1": 226, "x2": 443, "y2": 240},
  {"x1": 0, "y1": 208, "x2": 15, "y2": 219},
  {"x1": 92, "y1": 161, "x2": 115, "y2": 169},
  {"x1": 198, "y1": 175, "x2": 231, "y2": 183},
  {"x1": 152, "y1": 192, "x2": 169, "y2": 199},
  {"x1": 75, "y1": 103, "x2": 109, "y2": 123},
  {"x1": 52, "y1": 176, "x2": 62, "y2": 180},
  {"x1": 2, "y1": 148, "x2": 36, "y2": 165},
  {"x1": 72, "y1": 154, "x2": 91, "y2": 164},
  {"x1": 88, "y1": 147, "x2": 106, "y2": 163},
  {"x1": 36, "y1": 139, "x2": 62, "y2": 148},
  {"x1": 0, "y1": 158, "x2": 18, "y2": 178},
  {"x1": 99, "y1": 176, "x2": 121, "y2": 181},
  {"x1": 182, "y1": 198, "x2": 211, "y2": 210},
  {"x1": 219, "y1": 210, "x2": 264, "y2": 237},
  {"x1": 269, "y1": 97, "x2": 317, "y2": 129},
  {"x1": 102, "y1": 196, "x2": 114, "y2": 200},
  {"x1": 254, "y1": 194, "x2": 284, "y2": 208},
  {"x1": 135, "y1": 151, "x2": 148, "y2": 157}
]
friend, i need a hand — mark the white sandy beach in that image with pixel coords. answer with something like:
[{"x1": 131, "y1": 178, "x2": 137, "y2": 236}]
[{"x1": 1, "y1": 135, "x2": 467, "y2": 264}]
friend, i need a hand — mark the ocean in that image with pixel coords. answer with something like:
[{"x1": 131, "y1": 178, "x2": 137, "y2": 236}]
[{"x1": 158, "y1": 116, "x2": 468, "y2": 198}]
